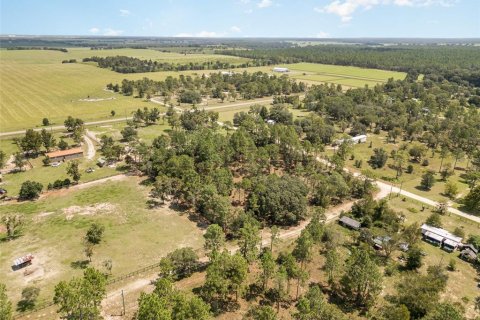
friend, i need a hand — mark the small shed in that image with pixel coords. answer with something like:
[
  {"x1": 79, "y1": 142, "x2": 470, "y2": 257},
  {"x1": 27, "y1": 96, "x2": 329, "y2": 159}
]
[
  {"x1": 373, "y1": 236, "x2": 391, "y2": 250},
  {"x1": 273, "y1": 67, "x2": 289, "y2": 73},
  {"x1": 46, "y1": 147, "x2": 83, "y2": 162},
  {"x1": 339, "y1": 216, "x2": 361, "y2": 230}
]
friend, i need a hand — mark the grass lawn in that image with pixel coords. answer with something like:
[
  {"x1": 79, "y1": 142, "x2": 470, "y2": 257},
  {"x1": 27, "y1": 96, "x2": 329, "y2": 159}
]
[
  {"x1": 0, "y1": 176, "x2": 204, "y2": 309},
  {"x1": 0, "y1": 131, "x2": 121, "y2": 196}
]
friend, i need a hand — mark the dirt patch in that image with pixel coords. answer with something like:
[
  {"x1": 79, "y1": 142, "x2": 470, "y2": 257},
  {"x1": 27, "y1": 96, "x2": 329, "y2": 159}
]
[
  {"x1": 79, "y1": 97, "x2": 116, "y2": 102},
  {"x1": 63, "y1": 202, "x2": 116, "y2": 220},
  {"x1": 33, "y1": 211, "x2": 55, "y2": 222}
]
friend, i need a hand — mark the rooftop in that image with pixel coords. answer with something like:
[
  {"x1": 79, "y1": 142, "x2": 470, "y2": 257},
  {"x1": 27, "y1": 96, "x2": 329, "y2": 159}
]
[
  {"x1": 421, "y1": 224, "x2": 463, "y2": 243},
  {"x1": 339, "y1": 216, "x2": 361, "y2": 229},
  {"x1": 46, "y1": 147, "x2": 83, "y2": 159}
]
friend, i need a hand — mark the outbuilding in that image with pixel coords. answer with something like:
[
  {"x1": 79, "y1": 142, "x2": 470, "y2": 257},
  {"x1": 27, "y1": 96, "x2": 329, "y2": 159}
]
[
  {"x1": 339, "y1": 216, "x2": 361, "y2": 230},
  {"x1": 460, "y1": 244, "x2": 478, "y2": 262},
  {"x1": 46, "y1": 147, "x2": 83, "y2": 162},
  {"x1": 273, "y1": 67, "x2": 289, "y2": 73}
]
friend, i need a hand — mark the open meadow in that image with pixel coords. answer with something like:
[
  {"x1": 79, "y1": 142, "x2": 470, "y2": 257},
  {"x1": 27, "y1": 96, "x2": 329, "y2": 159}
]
[{"x1": 0, "y1": 176, "x2": 204, "y2": 308}]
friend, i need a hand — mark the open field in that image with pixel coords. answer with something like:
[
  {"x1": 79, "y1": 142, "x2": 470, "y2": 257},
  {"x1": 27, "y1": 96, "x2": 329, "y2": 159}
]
[
  {"x1": 0, "y1": 176, "x2": 204, "y2": 309},
  {"x1": 0, "y1": 48, "x2": 248, "y2": 132},
  {"x1": 0, "y1": 48, "x2": 406, "y2": 133}
]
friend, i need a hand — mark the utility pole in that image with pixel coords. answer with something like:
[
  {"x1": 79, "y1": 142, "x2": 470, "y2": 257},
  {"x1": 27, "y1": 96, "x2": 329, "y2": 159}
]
[{"x1": 121, "y1": 289, "x2": 126, "y2": 316}]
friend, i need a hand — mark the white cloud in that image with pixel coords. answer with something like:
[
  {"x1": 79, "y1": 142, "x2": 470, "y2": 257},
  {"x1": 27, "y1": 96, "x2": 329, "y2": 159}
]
[
  {"x1": 119, "y1": 9, "x2": 131, "y2": 16},
  {"x1": 103, "y1": 28, "x2": 124, "y2": 36},
  {"x1": 231, "y1": 26, "x2": 242, "y2": 33},
  {"x1": 244, "y1": 8, "x2": 253, "y2": 13},
  {"x1": 317, "y1": 0, "x2": 457, "y2": 22},
  {"x1": 174, "y1": 31, "x2": 225, "y2": 37},
  {"x1": 258, "y1": 0, "x2": 273, "y2": 8},
  {"x1": 239, "y1": 0, "x2": 251, "y2": 3},
  {"x1": 315, "y1": 31, "x2": 330, "y2": 38},
  {"x1": 89, "y1": 27, "x2": 100, "y2": 34}
]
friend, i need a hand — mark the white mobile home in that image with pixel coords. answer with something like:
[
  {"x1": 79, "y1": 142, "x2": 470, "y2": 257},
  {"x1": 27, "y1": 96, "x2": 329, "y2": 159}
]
[
  {"x1": 334, "y1": 134, "x2": 367, "y2": 146},
  {"x1": 420, "y1": 224, "x2": 463, "y2": 251},
  {"x1": 273, "y1": 67, "x2": 289, "y2": 73}
]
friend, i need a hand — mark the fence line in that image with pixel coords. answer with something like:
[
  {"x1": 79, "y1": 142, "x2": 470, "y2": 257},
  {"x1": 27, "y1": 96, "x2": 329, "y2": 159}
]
[{"x1": 13, "y1": 249, "x2": 208, "y2": 319}]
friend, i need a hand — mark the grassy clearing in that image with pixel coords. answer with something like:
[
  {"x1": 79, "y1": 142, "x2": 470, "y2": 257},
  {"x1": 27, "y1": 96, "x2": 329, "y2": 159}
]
[
  {"x1": 0, "y1": 176, "x2": 204, "y2": 308},
  {"x1": 287, "y1": 62, "x2": 406, "y2": 82}
]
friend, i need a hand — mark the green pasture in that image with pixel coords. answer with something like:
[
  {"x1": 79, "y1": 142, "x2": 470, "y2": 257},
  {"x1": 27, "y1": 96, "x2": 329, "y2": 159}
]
[{"x1": 0, "y1": 48, "x2": 248, "y2": 132}]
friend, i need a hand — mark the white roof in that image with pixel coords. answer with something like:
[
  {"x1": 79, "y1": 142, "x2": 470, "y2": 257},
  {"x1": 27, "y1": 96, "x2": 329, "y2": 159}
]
[
  {"x1": 424, "y1": 231, "x2": 443, "y2": 243},
  {"x1": 351, "y1": 135, "x2": 367, "y2": 140},
  {"x1": 273, "y1": 67, "x2": 289, "y2": 71},
  {"x1": 421, "y1": 224, "x2": 462, "y2": 243},
  {"x1": 443, "y1": 239, "x2": 461, "y2": 248}
]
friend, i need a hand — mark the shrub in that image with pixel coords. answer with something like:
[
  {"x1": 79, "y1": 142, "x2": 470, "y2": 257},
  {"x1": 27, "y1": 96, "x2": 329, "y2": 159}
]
[
  {"x1": 422, "y1": 159, "x2": 429, "y2": 166},
  {"x1": 406, "y1": 164, "x2": 414, "y2": 174},
  {"x1": 19, "y1": 181, "x2": 43, "y2": 200}
]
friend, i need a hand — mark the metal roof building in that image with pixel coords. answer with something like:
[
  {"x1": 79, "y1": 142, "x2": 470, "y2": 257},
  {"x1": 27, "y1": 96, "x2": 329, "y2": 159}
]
[
  {"x1": 420, "y1": 224, "x2": 463, "y2": 251},
  {"x1": 339, "y1": 216, "x2": 361, "y2": 230}
]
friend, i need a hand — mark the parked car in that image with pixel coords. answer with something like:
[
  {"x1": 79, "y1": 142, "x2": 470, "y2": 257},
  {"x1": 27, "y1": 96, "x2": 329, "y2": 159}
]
[
  {"x1": 51, "y1": 162, "x2": 61, "y2": 167},
  {"x1": 85, "y1": 167, "x2": 95, "y2": 173}
]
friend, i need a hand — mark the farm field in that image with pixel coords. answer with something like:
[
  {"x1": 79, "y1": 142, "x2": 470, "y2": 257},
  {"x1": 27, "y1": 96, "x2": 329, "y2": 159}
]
[
  {"x1": 0, "y1": 176, "x2": 204, "y2": 309},
  {"x1": 0, "y1": 48, "x2": 249, "y2": 132},
  {"x1": 286, "y1": 62, "x2": 406, "y2": 88},
  {"x1": 234, "y1": 62, "x2": 406, "y2": 89}
]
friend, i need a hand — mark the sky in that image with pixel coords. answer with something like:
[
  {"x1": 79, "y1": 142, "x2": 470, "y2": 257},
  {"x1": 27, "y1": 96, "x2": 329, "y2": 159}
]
[{"x1": 1, "y1": 0, "x2": 479, "y2": 38}]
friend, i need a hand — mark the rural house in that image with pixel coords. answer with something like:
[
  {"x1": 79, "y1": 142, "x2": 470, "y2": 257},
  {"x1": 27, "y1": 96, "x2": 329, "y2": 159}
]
[
  {"x1": 334, "y1": 134, "x2": 367, "y2": 146},
  {"x1": 339, "y1": 216, "x2": 361, "y2": 230},
  {"x1": 420, "y1": 224, "x2": 463, "y2": 252},
  {"x1": 46, "y1": 147, "x2": 83, "y2": 162}
]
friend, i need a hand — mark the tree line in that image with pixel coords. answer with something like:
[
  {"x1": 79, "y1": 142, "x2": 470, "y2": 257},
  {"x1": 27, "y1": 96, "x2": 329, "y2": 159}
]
[
  {"x1": 107, "y1": 71, "x2": 306, "y2": 100},
  {"x1": 84, "y1": 55, "x2": 274, "y2": 73}
]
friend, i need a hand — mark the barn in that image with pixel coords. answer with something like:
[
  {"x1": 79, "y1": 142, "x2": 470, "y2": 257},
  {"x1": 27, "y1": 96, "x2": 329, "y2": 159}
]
[{"x1": 46, "y1": 147, "x2": 84, "y2": 162}]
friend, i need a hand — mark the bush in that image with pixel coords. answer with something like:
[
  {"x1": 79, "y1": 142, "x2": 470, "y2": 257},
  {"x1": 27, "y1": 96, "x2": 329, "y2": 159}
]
[
  {"x1": 406, "y1": 164, "x2": 414, "y2": 174},
  {"x1": 19, "y1": 181, "x2": 43, "y2": 200},
  {"x1": 426, "y1": 213, "x2": 442, "y2": 228},
  {"x1": 422, "y1": 159, "x2": 429, "y2": 166},
  {"x1": 447, "y1": 258, "x2": 457, "y2": 271}
]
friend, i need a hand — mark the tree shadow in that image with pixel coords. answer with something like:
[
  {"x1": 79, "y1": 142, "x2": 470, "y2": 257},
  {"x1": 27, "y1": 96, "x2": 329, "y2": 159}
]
[
  {"x1": 16, "y1": 300, "x2": 35, "y2": 312},
  {"x1": 70, "y1": 260, "x2": 90, "y2": 269}
]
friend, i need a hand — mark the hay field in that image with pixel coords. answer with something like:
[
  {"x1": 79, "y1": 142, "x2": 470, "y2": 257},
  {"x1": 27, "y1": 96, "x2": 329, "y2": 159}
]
[{"x1": 0, "y1": 48, "x2": 249, "y2": 132}]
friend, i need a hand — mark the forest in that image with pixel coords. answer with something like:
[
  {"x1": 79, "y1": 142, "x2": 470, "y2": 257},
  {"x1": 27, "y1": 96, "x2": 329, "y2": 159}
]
[{"x1": 218, "y1": 45, "x2": 480, "y2": 87}]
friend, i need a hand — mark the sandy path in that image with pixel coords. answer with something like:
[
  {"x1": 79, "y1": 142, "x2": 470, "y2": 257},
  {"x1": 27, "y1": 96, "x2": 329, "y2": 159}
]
[{"x1": 83, "y1": 132, "x2": 95, "y2": 160}]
